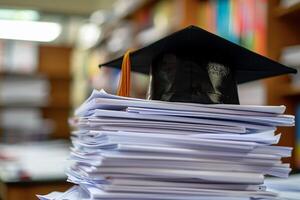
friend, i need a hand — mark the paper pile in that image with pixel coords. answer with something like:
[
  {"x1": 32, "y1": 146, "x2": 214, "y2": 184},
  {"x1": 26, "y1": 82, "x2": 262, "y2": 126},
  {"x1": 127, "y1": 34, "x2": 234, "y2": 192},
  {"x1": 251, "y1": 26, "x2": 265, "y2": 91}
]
[{"x1": 38, "y1": 89, "x2": 294, "y2": 200}]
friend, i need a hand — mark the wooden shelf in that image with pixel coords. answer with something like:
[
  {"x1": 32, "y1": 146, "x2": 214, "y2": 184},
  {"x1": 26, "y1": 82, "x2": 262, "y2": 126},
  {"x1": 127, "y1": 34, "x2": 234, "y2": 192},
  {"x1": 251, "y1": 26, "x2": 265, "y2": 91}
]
[
  {"x1": 47, "y1": 76, "x2": 72, "y2": 81},
  {"x1": 0, "y1": 72, "x2": 71, "y2": 81},
  {"x1": 278, "y1": 86, "x2": 300, "y2": 97},
  {"x1": 275, "y1": 2, "x2": 300, "y2": 18},
  {"x1": 0, "y1": 104, "x2": 71, "y2": 109},
  {"x1": 267, "y1": 0, "x2": 300, "y2": 169},
  {"x1": 1, "y1": 180, "x2": 72, "y2": 200},
  {"x1": 0, "y1": 104, "x2": 46, "y2": 108},
  {"x1": 43, "y1": 105, "x2": 72, "y2": 110},
  {"x1": 0, "y1": 72, "x2": 45, "y2": 79}
]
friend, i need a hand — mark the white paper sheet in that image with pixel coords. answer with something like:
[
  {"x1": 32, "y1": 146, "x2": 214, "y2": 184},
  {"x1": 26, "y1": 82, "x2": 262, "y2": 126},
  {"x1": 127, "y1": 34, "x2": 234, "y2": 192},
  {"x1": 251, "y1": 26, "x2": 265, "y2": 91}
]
[
  {"x1": 92, "y1": 109, "x2": 275, "y2": 131},
  {"x1": 84, "y1": 185, "x2": 278, "y2": 200},
  {"x1": 126, "y1": 107, "x2": 294, "y2": 126},
  {"x1": 75, "y1": 89, "x2": 286, "y2": 117}
]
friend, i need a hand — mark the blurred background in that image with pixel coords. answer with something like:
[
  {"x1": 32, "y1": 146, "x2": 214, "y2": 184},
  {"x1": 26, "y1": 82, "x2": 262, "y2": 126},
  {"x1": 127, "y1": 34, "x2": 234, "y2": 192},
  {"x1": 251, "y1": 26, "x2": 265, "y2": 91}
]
[{"x1": 0, "y1": 0, "x2": 299, "y2": 199}]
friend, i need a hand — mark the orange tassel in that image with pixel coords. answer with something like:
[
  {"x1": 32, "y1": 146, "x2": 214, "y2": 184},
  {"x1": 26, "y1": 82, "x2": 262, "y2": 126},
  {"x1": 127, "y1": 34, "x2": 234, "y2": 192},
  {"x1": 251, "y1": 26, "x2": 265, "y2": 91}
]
[{"x1": 117, "y1": 50, "x2": 132, "y2": 97}]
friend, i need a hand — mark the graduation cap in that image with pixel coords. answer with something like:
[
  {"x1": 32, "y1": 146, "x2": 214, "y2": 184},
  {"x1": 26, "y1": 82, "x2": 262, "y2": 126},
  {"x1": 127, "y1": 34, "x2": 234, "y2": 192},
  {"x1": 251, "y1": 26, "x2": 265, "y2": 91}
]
[{"x1": 99, "y1": 25, "x2": 296, "y2": 104}]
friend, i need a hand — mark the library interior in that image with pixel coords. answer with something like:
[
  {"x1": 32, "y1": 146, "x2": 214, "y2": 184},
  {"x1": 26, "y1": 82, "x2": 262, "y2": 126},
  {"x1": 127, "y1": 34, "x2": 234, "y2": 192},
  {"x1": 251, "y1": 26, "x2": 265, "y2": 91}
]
[{"x1": 0, "y1": 0, "x2": 300, "y2": 199}]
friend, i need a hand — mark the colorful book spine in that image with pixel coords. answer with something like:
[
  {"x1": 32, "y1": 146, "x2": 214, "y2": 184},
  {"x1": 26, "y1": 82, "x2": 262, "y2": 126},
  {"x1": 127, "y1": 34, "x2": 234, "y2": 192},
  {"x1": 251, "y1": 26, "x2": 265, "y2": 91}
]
[
  {"x1": 296, "y1": 104, "x2": 300, "y2": 168},
  {"x1": 253, "y1": 0, "x2": 267, "y2": 55},
  {"x1": 197, "y1": 0, "x2": 266, "y2": 54},
  {"x1": 216, "y1": 0, "x2": 231, "y2": 40}
]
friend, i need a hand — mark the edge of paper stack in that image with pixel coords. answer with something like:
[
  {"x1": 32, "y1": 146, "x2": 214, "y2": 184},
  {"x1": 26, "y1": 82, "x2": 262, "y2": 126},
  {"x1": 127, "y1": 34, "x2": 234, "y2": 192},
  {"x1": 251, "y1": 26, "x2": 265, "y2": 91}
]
[{"x1": 38, "y1": 89, "x2": 295, "y2": 200}]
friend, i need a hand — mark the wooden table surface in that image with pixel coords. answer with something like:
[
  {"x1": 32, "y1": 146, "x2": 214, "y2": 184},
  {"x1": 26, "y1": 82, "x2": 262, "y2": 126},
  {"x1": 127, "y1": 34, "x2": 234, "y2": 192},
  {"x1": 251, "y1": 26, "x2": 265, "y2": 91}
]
[{"x1": 0, "y1": 179, "x2": 72, "y2": 200}]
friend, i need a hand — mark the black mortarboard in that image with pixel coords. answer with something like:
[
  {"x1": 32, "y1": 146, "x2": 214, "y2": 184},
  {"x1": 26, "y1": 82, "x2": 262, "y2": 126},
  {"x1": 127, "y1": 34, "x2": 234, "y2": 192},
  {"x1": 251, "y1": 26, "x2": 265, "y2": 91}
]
[{"x1": 99, "y1": 25, "x2": 296, "y2": 104}]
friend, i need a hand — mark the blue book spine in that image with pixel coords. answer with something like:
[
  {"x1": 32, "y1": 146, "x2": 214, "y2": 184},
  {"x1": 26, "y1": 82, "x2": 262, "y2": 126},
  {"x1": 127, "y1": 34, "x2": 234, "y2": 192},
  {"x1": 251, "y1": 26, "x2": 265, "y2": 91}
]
[
  {"x1": 296, "y1": 104, "x2": 300, "y2": 168},
  {"x1": 216, "y1": 0, "x2": 230, "y2": 40}
]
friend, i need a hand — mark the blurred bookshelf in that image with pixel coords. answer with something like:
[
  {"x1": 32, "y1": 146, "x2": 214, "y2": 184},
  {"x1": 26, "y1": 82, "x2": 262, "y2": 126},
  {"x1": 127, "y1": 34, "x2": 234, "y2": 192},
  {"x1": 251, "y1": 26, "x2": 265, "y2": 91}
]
[
  {"x1": 73, "y1": 0, "x2": 268, "y2": 107},
  {"x1": 0, "y1": 43, "x2": 72, "y2": 142},
  {"x1": 0, "y1": 7, "x2": 76, "y2": 200},
  {"x1": 266, "y1": 0, "x2": 300, "y2": 169}
]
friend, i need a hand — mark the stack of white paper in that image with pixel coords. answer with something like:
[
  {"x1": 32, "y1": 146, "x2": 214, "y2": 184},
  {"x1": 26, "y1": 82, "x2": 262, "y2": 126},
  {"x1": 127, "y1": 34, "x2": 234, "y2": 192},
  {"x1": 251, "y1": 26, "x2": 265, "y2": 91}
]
[{"x1": 38, "y1": 89, "x2": 294, "y2": 200}]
